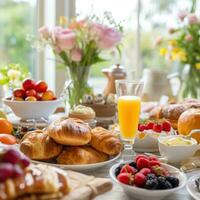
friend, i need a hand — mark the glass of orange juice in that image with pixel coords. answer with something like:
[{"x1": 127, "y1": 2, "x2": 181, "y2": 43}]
[{"x1": 115, "y1": 80, "x2": 143, "y2": 160}]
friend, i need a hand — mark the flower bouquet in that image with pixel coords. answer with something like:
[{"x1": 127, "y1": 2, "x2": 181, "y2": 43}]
[
  {"x1": 157, "y1": 11, "x2": 200, "y2": 99},
  {"x1": 35, "y1": 13, "x2": 123, "y2": 107}
]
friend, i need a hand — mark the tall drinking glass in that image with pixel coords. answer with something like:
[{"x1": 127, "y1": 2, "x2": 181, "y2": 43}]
[{"x1": 115, "y1": 80, "x2": 144, "y2": 160}]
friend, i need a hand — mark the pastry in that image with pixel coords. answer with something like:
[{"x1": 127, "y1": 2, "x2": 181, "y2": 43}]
[
  {"x1": 178, "y1": 108, "x2": 200, "y2": 135},
  {"x1": 20, "y1": 130, "x2": 62, "y2": 160},
  {"x1": 90, "y1": 127, "x2": 122, "y2": 155},
  {"x1": 0, "y1": 164, "x2": 70, "y2": 200},
  {"x1": 149, "y1": 106, "x2": 163, "y2": 119},
  {"x1": 57, "y1": 146, "x2": 109, "y2": 165},
  {"x1": 69, "y1": 105, "x2": 96, "y2": 121},
  {"x1": 161, "y1": 104, "x2": 188, "y2": 129},
  {"x1": 47, "y1": 118, "x2": 91, "y2": 146}
]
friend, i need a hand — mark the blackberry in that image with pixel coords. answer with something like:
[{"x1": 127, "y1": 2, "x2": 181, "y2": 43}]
[
  {"x1": 145, "y1": 179, "x2": 159, "y2": 190},
  {"x1": 157, "y1": 177, "x2": 172, "y2": 189},
  {"x1": 166, "y1": 176, "x2": 179, "y2": 188},
  {"x1": 129, "y1": 162, "x2": 137, "y2": 169},
  {"x1": 115, "y1": 164, "x2": 124, "y2": 177},
  {"x1": 146, "y1": 173, "x2": 156, "y2": 180}
]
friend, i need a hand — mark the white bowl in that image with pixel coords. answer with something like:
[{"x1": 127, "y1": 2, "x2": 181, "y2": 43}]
[
  {"x1": 3, "y1": 98, "x2": 63, "y2": 120},
  {"x1": 158, "y1": 135, "x2": 200, "y2": 164},
  {"x1": 110, "y1": 162, "x2": 187, "y2": 200}
]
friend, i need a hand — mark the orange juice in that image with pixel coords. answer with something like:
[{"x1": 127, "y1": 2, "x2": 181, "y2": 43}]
[{"x1": 117, "y1": 96, "x2": 141, "y2": 140}]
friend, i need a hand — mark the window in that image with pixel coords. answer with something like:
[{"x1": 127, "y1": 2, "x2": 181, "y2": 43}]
[{"x1": 0, "y1": 0, "x2": 37, "y2": 76}]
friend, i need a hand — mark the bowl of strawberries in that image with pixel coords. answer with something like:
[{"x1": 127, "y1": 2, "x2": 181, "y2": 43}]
[
  {"x1": 110, "y1": 154, "x2": 187, "y2": 200},
  {"x1": 3, "y1": 78, "x2": 62, "y2": 120},
  {"x1": 133, "y1": 120, "x2": 176, "y2": 152}
]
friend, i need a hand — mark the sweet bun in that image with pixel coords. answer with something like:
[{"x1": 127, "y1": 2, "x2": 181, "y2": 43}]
[
  {"x1": 47, "y1": 118, "x2": 91, "y2": 145},
  {"x1": 162, "y1": 104, "x2": 188, "y2": 129},
  {"x1": 20, "y1": 130, "x2": 62, "y2": 160},
  {"x1": 57, "y1": 146, "x2": 109, "y2": 165},
  {"x1": 149, "y1": 106, "x2": 163, "y2": 119},
  {"x1": 178, "y1": 108, "x2": 200, "y2": 135}
]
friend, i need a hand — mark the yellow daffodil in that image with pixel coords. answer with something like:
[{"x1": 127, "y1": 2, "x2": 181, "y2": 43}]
[
  {"x1": 168, "y1": 40, "x2": 177, "y2": 47},
  {"x1": 59, "y1": 16, "x2": 68, "y2": 26},
  {"x1": 159, "y1": 48, "x2": 167, "y2": 56},
  {"x1": 196, "y1": 63, "x2": 200, "y2": 70}
]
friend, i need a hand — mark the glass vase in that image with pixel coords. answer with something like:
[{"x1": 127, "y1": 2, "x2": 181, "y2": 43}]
[{"x1": 67, "y1": 65, "x2": 92, "y2": 108}]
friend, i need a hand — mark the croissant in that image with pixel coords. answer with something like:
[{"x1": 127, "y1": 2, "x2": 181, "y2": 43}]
[
  {"x1": 0, "y1": 164, "x2": 70, "y2": 200},
  {"x1": 90, "y1": 127, "x2": 122, "y2": 155},
  {"x1": 57, "y1": 146, "x2": 109, "y2": 165}
]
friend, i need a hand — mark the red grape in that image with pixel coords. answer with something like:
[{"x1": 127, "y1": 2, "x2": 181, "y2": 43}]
[
  {"x1": 3, "y1": 149, "x2": 21, "y2": 164},
  {"x1": 13, "y1": 165, "x2": 23, "y2": 178},
  {"x1": 0, "y1": 163, "x2": 14, "y2": 181},
  {"x1": 20, "y1": 156, "x2": 30, "y2": 168}
]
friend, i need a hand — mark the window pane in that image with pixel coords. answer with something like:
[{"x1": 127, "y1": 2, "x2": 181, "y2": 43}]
[
  {"x1": 0, "y1": 0, "x2": 36, "y2": 75},
  {"x1": 76, "y1": 0, "x2": 137, "y2": 93}
]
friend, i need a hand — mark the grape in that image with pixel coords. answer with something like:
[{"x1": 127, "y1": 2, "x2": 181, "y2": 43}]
[
  {"x1": 13, "y1": 165, "x2": 23, "y2": 178},
  {"x1": 20, "y1": 156, "x2": 30, "y2": 168},
  {"x1": 0, "y1": 163, "x2": 14, "y2": 181},
  {"x1": 3, "y1": 149, "x2": 21, "y2": 164}
]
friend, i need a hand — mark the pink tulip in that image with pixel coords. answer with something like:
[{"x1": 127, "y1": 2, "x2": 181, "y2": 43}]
[
  {"x1": 39, "y1": 26, "x2": 50, "y2": 39},
  {"x1": 71, "y1": 48, "x2": 82, "y2": 62},
  {"x1": 53, "y1": 27, "x2": 76, "y2": 50},
  {"x1": 178, "y1": 10, "x2": 188, "y2": 21},
  {"x1": 188, "y1": 14, "x2": 199, "y2": 24},
  {"x1": 185, "y1": 34, "x2": 193, "y2": 41},
  {"x1": 54, "y1": 46, "x2": 62, "y2": 54},
  {"x1": 91, "y1": 23, "x2": 122, "y2": 49}
]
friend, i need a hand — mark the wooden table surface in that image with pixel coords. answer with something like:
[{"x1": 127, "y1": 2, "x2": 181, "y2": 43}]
[{"x1": 84, "y1": 160, "x2": 197, "y2": 200}]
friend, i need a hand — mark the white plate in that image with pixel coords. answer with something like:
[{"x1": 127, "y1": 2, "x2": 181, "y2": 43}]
[
  {"x1": 110, "y1": 162, "x2": 187, "y2": 200},
  {"x1": 31, "y1": 153, "x2": 121, "y2": 172},
  {"x1": 186, "y1": 175, "x2": 200, "y2": 200}
]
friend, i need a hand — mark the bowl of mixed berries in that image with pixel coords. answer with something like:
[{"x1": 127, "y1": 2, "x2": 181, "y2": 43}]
[
  {"x1": 133, "y1": 120, "x2": 176, "y2": 152},
  {"x1": 3, "y1": 78, "x2": 62, "y2": 120},
  {"x1": 110, "y1": 154, "x2": 187, "y2": 200}
]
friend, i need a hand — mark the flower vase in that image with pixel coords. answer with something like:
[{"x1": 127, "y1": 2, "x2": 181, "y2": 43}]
[
  {"x1": 67, "y1": 65, "x2": 92, "y2": 107},
  {"x1": 180, "y1": 64, "x2": 200, "y2": 99}
]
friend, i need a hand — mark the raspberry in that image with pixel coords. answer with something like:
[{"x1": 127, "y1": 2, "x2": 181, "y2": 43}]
[
  {"x1": 148, "y1": 155, "x2": 159, "y2": 161},
  {"x1": 151, "y1": 166, "x2": 168, "y2": 176},
  {"x1": 146, "y1": 122, "x2": 154, "y2": 130},
  {"x1": 149, "y1": 160, "x2": 161, "y2": 167},
  {"x1": 135, "y1": 154, "x2": 148, "y2": 162},
  {"x1": 166, "y1": 176, "x2": 179, "y2": 188},
  {"x1": 136, "y1": 157, "x2": 150, "y2": 169},
  {"x1": 120, "y1": 164, "x2": 137, "y2": 175},
  {"x1": 153, "y1": 124, "x2": 162, "y2": 133},
  {"x1": 162, "y1": 121, "x2": 171, "y2": 132},
  {"x1": 134, "y1": 173, "x2": 147, "y2": 187},
  {"x1": 117, "y1": 173, "x2": 134, "y2": 185},
  {"x1": 138, "y1": 124, "x2": 146, "y2": 132},
  {"x1": 145, "y1": 179, "x2": 159, "y2": 189},
  {"x1": 140, "y1": 168, "x2": 151, "y2": 176}
]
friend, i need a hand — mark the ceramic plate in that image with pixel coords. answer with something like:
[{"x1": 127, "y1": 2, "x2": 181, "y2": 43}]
[
  {"x1": 186, "y1": 175, "x2": 200, "y2": 200},
  {"x1": 31, "y1": 153, "x2": 121, "y2": 171}
]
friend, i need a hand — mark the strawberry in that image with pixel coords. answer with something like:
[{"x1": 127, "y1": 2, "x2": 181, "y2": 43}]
[
  {"x1": 153, "y1": 124, "x2": 162, "y2": 133},
  {"x1": 148, "y1": 155, "x2": 159, "y2": 161},
  {"x1": 151, "y1": 166, "x2": 169, "y2": 176},
  {"x1": 140, "y1": 168, "x2": 151, "y2": 176},
  {"x1": 134, "y1": 173, "x2": 147, "y2": 187},
  {"x1": 135, "y1": 154, "x2": 148, "y2": 162},
  {"x1": 162, "y1": 121, "x2": 171, "y2": 132},
  {"x1": 117, "y1": 173, "x2": 134, "y2": 185},
  {"x1": 146, "y1": 122, "x2": 154, "y2": 130},
  {"x1": 120, "y1": 164, "x2": 137, "y2": 174},
  {"x1": 136, "y1": 157, "x2": 150, "y2": 169},
  {"x1": 149, "y1": 160, "x2": 161, "y2": 167},
  {"x1": 138, "y1": 124, "x2": 146, "y2": 132}
]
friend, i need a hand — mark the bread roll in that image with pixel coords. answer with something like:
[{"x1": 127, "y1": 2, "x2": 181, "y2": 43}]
[
  {"x1": 90, "y1": 127, "x2": 122, "y2": 155},
  {"x1": 178, "y1": 108, "x2": 200, "y2": 135},
  {"x1": 20, "y1": 130, "x2": 62, "y2": 160},
  {"x1": 57, "y1": 146, "x2": 109, "y2": 165},
  {"x1": 47, "y1": 118, "x2": 91, "y2": 146}
]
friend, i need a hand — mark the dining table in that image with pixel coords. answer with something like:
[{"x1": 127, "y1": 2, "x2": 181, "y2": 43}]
[{"x1": 83, "y1": 159, "x2": 198, "y2": 200}]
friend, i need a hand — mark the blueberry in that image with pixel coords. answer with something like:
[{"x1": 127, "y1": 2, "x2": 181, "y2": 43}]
[
  {"x1": 129, "y1": 162, "x2": 137, "y2": 169},
  {"x1": 157, "y1": 177, "x2": 172, "y2": 189},
  {"x1": 115, "y1": 164, "x2": 124, "y2": 177},
  {"x1": 166, "y1": 176, "x2": 179, "y2": 188},
  {"x1": 146, "y1": 173, "x2": 157, "y2": 180},
  {"x1": 145, "y1": 179, "x2": 159, "y2": 190}
]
